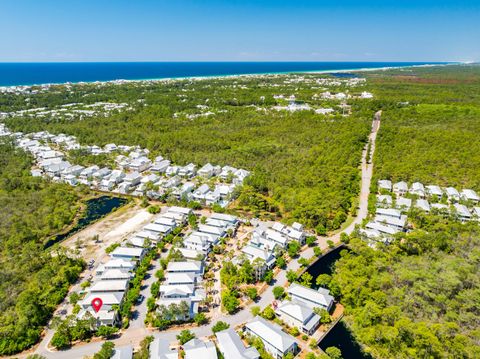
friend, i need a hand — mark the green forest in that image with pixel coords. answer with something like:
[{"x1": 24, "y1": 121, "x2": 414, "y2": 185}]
[
  {"x1": 1, "y1": 75, "x2": 373, "y2": 232},
  {"x1": 331, "y1": 214, "x2": 480, "y2": 358},
  {"x1": 366, "y1": 65, "x2": 480, "y2": 188},
  {"x1": 0, "y1": 141, "x2": 85, "y2": 355}
]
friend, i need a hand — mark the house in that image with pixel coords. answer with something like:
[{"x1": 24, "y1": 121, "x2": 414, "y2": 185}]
[
  {"x1": 395, "y1": 197, "x2": 412, "y2": 211},
  {"x1": 127, "y1": 236, "x2": 147, "y2": 248},
  {"x1": 376, "y1": 208, "x2": 402, "y2": 219},
  {"x1": 219, "y1": 166, "x2": 238, "y2": 181},
  {"x1": 110, "y1": 247, "x2": 145, "y2": 261},
  {"x1": 461, "y1": 189, "x2": 480, "y2": 203},
  {"x1": 216, "y1": 328, "x2": 260, "y2": 359},
  {"x1": 109, "y1": 170, "x2": 126, "y2": 183},
  {"x1": 63, "y1": 174, "x2": 78, "y2": 186},
  {"x1": 183, "y1": 233, "x2": 212, "y2": 254},
  {"x1": 93, "y1": 167, "x2": 112, "y2": 180},
  {"x1": 144, "y1": 223, "x2": 173, "y2": 237},
  {"x1": 426, "y1": 185, "x2": 443, "y2": 198},
  {"x1": 265, "y1": 229, "x2": 289, "y2": 248},
  {"x1": 445, "y1": 187, "x2": 460, "y2": 202},
  {"x1": 154, "y1": 216, "x2": 177, "y2": 228},
  {"x1": 163, "y1": 211, "x2": 187, "y2": 225},
  {"x1": 198, "y1": 224, "x2": 225, "y2": 237},
  {"x1": 244, "y1": 316, "x2": 298, "y2": 359},
  {"x1": 183, "y1": 338, "x2": 217, "y2": 359},
  {"x1": 374, "y1": 215, "x2": 407, "y2": 231},
  {"x1": 198, "y1": 163, "x2": 215, "y2": 178},
  {"x1": 136, "y1": 230, "x2": 160, "y2": 241},
  {"x1": 378, "y1": 179, "x2": 392, "y2": 192},
  {"x1": 241, "y1": 244, "x2": 276, "y2": 279},
  {"x1": 178, "y1": 163, "x2": 196, "y2": 178},
  {"x1": 168, "y1": 206, "x2": 193, "y2": 216},
  {"x1": 410, "y1": 182, "x2": 425, "y2": 198},
  {"x1": 100, "y1": 269, "x2": 133, "y2": 281},
  {"x1": 112, "y1": 345, "x2": 133, "y2": 359},
  {"x1": 415, "y1": 199, "x2": 431, "y2": 212},
  {"x1": 377, "y1": 195, "x2": 393, "y2": 207},
  {"x1": 166, "y1": 166, "x2": 179, "y2": 176},
  {"x1": 233, "y1": 168, "x2": 250, "y2": 185},
  {"x1": 149, "y1": 338, "x2": 178, "y2": 359},
  {"x1": 124, "y1": 171, "x2": 142, "y2": 186},
  {"x1": 167, "y1": 261, "x2": 204, "y2": 275},
  {"x1": 165, "y1": 272, "x2": 197, "y2": 286},
  {"x1": 98, "y1": 258, "x2": 136, "y2": 274},
  {"x1": 129, "y1": 156, "x2": 152, "y2": 172},
  {"x1": 209, "y1": 213, "x2": 239, "y2": 226},
  {"x1": 275, "y1": 300, "x2": 321, "y2": 335},
  {"x1": 89, "y1": 279, "x2": 129, "y2": 293},
  {"x1": 287, "y1": 283, "x2": 334, "y2": 312},
  {"x1": 159, "y1": 284, "x2": 195, "y2": 299},
  {"x1": 365, "y1": 221, "x2": 399, "y2": 236},
  {"x1": 151, "y1": 159, "x2": 171, "y2": 173},
  {"x1": 192, "y1": 184, "x2": 210, "y2": 202},
  {"x1": 80, "y1": 292, "x2": 125, "y2": 311},
  {"x1": 454, "y1": 203, "x2": 472, "y2": 222},
  {"x1": 174, "y1": 182, "x2": 195, "y2": 199},
  {"x1": 76, "y1": 308, "x2": 119, "y2": 327},
  {"x1": 80, "y1": 165, "x2": 100, "y2": 180}
]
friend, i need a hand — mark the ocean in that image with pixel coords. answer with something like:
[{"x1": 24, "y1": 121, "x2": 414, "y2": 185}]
[{"x1": 0, "y1": 61, "x2": 446, "y2": 86}]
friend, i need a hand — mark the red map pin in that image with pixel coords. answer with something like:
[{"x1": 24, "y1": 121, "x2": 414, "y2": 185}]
[{"x1": 91, "y1": 297, "x2": 103, "y2": 313}]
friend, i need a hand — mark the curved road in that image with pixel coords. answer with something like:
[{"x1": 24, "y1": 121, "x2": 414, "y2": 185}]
[{"x1": 26, "y1": 113, "x2": 381, "y2": 359}]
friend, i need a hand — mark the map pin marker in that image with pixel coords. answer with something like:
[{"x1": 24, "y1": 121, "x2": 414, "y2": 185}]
[{"x1": 91, "y1": 297, "x2": 103, "y2": 313}]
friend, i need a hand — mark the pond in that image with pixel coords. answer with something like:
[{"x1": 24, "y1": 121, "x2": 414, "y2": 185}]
[
  {"x1": 319, "y1": 320, "x2": 372, "y2": 359},
  {"x1": 304, "y1": 245, "x2": 371, "y2": 358},
  {"x1": 44, "y1": 195, "x2": 128, "y2": 248},
  {"x1": 305, "y1": 245, "x2": 349, "y2": 288}
]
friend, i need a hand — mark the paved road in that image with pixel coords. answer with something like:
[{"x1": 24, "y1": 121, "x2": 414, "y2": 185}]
[{"x1": 23, "y1": 114, "x2": 381, "y2": 359}]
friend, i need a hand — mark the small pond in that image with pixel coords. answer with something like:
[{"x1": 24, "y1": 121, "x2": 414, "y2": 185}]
[
  {"x1": 319, "y1": 320, "x2": 372, "y2": 359},
  {"x1": 305, "y1": 245, "x2": 349, "y2": 288},
  {"x1": 44, "y1": 196, "x2": 128, "y2": 248}
]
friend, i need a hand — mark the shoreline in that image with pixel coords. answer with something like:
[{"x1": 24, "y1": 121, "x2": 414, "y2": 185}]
[{"x1": 0, "y1": 62, "x2": 458, "y2": 88}]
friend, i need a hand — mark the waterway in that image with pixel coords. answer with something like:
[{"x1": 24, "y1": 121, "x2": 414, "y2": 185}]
[
  {"x1": 44, "y1": 195, "x2": 128, "y2": 248},
  {"x1": 306, "y1": 245, "x2": 371, "y2": 358},
  {"x1": 319, "y1": 320, "x2": 372, "y2": 359}
]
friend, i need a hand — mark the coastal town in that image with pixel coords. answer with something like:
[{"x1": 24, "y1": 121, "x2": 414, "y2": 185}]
[
  {"x1": 0, "y1": 75, "x2": 370, "y2": 359},
  {"x1": 1, "y1": 67, "x2": 480, "y2": 359}
]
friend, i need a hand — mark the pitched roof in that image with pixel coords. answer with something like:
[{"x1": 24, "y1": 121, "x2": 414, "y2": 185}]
[
  {"x1": 216, "y1": 328, "x2": 260, "y2": 359},
  {"x1": 245, "y1": 316, "x2": 297, "y2": 352}
]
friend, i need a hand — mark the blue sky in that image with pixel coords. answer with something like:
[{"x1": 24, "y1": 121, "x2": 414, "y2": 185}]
[{"x1": 0, "y1": 0, "x2": 478, "y2": 62}]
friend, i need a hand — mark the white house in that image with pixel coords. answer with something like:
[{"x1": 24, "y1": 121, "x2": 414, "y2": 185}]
[
  {"x1": 183, "y1": 338, "x2": 217, "y2": 359},
  {"x1": 89, "y1": 279, "x2": 129, "y2": 293},
  {"x1": 410, "y1": 182, "x2": 425, "y2": 198},
  {"x1": 244, "y1": 316, "x2": 298, "y2": 359},
  {"x1": 216, "y1": 328, "x2": 260, "y2": 359},
  {"x1": 287, "y1": 283, "x2": 334, "y2": 312},
  {"x1": 426, "y1": 185, "x2": 443, "y2": 197},
  {"x1": 149, "y1": 338, "x2": 178, "y2": 359},
  {"x1": 453, "y1": 203, "x2": 472, "y2": 222},
  {"x1": 275, "y1": 300, "x2": 321, "y2": 335},
  {"x1": 461, "y1": 189, "x2": 480, "y2": 203},
  {"x1": 110, "y1": 247, "x2": 145, "y2": 261},
  {"x1": 378, "y1": 179, "x2": 392, "y2": 192},
  {"x1": 112, "y1": 345, "x2": 133, "y2": 359},
  {"x1": 445, "y1": 187, "x2": 460, "y2": 202},
  {"x1": 415, "y1": 199, "x2": 431, "y2": 212}
]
